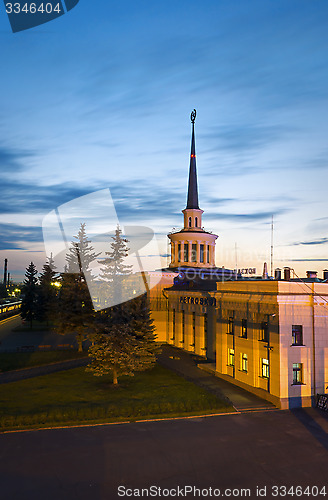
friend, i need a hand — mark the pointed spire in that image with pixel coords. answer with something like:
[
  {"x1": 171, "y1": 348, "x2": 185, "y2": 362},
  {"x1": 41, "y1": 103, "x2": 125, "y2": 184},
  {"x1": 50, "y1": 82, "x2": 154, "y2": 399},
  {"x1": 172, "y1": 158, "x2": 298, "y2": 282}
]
[{"x1": 186, "y1": 109, "x2": 199, "y2": 209}]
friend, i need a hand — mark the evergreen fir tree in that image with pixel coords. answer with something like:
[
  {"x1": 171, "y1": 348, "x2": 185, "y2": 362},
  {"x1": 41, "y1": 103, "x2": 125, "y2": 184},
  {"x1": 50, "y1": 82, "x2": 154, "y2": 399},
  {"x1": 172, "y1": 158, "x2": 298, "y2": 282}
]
[
  {"x1": 98, "y1": 225, "x2": 132, "y2": 308},
  {"x1": 87, "y1": 302, "x2": 159, "y2": 385},
  {"x1": 37, "y1": 254, "x2": 58, "y2": 325},
  {"x1": 88, "y1": 227, "x2": 160, "y2": 384},
  {"x1": 56, "y1": 223, "x2": 99, "y2": 351},
  {"x1": 66, "y1": 223, "x2": 100, "y2": 278},
  {"x1": 20, "y1": 262, "x2": 39, "y2": 328}
]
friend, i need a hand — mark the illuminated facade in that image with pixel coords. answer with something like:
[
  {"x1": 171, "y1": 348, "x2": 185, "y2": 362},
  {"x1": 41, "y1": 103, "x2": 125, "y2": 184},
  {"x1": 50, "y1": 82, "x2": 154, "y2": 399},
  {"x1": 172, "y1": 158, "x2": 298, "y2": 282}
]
[
  {"x1": 164, "y1": 279, "x2": 328, "y2": 409},
  {"x1": 149, "y1": 112, "x2": 328, "y2": 409}
]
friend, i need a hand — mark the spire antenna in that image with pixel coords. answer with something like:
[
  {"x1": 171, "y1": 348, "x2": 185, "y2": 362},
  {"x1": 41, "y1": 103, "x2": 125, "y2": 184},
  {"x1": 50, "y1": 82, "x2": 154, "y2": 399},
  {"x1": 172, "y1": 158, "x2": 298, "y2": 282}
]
[{"x1": 186, "y1": 109, "x2": 199, "y2": 209}]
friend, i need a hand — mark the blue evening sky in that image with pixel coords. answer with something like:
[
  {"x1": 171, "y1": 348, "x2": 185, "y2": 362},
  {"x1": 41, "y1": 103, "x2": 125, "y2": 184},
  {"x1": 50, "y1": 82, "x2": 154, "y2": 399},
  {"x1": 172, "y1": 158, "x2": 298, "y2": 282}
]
[{"x1": 0, "y1": 0, "x2": 328, "y2": 279}]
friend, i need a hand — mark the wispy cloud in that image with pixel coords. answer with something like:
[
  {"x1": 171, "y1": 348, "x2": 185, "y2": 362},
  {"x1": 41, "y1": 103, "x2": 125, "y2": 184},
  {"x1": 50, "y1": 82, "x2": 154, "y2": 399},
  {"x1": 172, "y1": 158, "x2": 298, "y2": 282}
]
[
  {"x1": 0, "y1": 222, "x2": 42, "y2": 250},
  {"x1": 205, "y1": 208, "x2": 288, "y2": 222},
  {"x1": 0, "y1": 179, "x2": 93, "y2": 214},
  {"x1": 291, "y1": 237, "x2": 328, "y2": 246},
  {"x1": 201, "y1": 124, "x2": 295, "y2": 155},
  {"x1": 0, "y1": 144, "x2": 35, "y2": 173},
  {"x1": 289, "y1": 258, "x2": 328, "y2": 262}
]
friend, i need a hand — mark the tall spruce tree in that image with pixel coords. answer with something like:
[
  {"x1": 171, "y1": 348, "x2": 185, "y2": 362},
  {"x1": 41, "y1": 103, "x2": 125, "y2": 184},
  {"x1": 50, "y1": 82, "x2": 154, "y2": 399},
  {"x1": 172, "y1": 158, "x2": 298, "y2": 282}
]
[
  {"x1": 21, "y1": 262, "x2": 39, "y2": 328},
  {"x1": 98, "y1": 225, "x2": 132, "y2": 308},
  {"x1": 37, "y1": 254, "x2": 58, "y2": 325},
  {"x1": 87, "y1": 227, "x2": 160, "y2": 385},
  {"x1": 56, "y1": 223, "x2": 100, "y2": 352},
  {"x1": 66, "y1": 223, "x2": 100, "y2": 279}
]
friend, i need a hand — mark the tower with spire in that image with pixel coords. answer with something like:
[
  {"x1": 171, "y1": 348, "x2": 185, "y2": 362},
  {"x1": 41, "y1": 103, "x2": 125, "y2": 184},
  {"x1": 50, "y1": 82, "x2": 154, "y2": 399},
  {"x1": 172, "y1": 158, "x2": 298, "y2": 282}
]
[{"x1": 168, "y1": 110, "x2": 218, "y2": 269}]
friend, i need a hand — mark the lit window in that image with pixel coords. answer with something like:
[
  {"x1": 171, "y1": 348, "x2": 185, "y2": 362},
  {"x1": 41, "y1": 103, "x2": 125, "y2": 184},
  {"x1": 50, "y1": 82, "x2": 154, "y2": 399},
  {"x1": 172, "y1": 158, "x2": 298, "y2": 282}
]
[
  {"x1": 293, "y1": 363, "x2": 303, "y2": 385},
  {"x1": 260, "y1": 321, "x2": 269, "y2": 342},
  {"x1": 241, "y1": 319, "x2": 247, "y2": 338},
  {"x1": 228, "y1": 348, "x2": 235, "y2": 366},
  {"x1": 292, "y1": 325, "x2": 303, "y2": 345},
  {"x1": 227, "y1": 317, "x2": 234, "y2": 335},
  {"x1": 240, "y1": 353, "x2": 248, "y2": 372},
  {"x1": 261, "y1": 358, "x2": 269, "y2": 378}
]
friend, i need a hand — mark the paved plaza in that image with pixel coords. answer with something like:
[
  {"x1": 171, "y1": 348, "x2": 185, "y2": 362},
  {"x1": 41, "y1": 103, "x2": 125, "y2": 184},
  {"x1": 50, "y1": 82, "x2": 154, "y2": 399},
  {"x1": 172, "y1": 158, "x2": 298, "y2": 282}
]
[{"x1": 1, "y1": 409, "x2": 328, "y2": 499}]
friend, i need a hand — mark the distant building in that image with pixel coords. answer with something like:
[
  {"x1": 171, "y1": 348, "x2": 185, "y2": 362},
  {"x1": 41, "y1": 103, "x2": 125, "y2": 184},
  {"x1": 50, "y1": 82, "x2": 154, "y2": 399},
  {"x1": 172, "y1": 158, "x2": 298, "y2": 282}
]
[{"x1": 149, "y1": 111, "x2": 328, "y2": 409}]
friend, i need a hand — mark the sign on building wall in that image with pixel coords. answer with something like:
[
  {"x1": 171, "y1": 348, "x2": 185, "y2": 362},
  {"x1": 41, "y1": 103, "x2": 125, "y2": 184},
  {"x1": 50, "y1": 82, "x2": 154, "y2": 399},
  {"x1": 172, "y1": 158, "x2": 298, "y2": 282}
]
[{"x1": 179, "y1": 296, "x2": 217, "y2": 306}]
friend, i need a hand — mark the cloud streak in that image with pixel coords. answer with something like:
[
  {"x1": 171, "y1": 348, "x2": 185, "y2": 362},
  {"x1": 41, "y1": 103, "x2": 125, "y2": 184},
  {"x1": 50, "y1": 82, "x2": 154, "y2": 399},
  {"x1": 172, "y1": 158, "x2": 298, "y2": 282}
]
[
  {"x1": 291, "y1": 237, "x2": 328, "y2": 246},
  {"x1": 0, "y1": 144, "x2": 35, "y2": 173}
]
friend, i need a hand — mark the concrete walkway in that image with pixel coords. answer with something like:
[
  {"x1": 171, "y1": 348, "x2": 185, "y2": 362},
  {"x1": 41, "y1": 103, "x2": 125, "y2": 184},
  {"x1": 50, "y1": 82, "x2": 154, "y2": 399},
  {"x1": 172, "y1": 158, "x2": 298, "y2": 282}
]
[{"x1": 157, "y1": 345, "x2": 277, "y2": 412}]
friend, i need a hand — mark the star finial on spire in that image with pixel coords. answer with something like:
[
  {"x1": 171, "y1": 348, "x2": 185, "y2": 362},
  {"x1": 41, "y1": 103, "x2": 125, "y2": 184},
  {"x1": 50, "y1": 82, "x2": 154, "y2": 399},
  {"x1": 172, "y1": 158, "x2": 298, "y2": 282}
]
[{"x1": 191, "y1": 109, "x2": 196, "y2": 124}]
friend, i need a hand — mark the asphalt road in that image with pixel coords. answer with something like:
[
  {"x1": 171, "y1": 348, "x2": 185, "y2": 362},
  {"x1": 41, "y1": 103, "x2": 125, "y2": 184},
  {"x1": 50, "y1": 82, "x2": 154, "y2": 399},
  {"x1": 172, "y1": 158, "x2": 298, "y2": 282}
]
[
  {"x1": 0, "y1": 315, "x2": 76, "y2": 351},
  {"x1": 1, "y1": 409, "x2": 327, "y2": 500}
]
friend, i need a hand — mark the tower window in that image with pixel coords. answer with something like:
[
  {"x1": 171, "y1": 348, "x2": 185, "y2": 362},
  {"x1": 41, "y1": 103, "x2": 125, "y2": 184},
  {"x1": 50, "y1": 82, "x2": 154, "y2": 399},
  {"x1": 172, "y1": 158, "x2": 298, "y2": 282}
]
[
  {"x1": 188, "y1": 217, "x2": 192, "y2": 228},
  {"x1": 207, "y1": 245, "x2": 210, "y2": 263},
  {"x1": 184, "y1": 243, "x2": 189, "y2": 262},
  {"x1": 191, "y1": 243, "x2": 197, "y2": 262},
  {"x1": 195, "y1": 217, "x2": 198, "y2": 227},
  {"x1": 200, "y1": 244, "x2": 204, "y2": 263},
  {"x1": 178, "y1": 243, "x2": 181, "y2": 262}
]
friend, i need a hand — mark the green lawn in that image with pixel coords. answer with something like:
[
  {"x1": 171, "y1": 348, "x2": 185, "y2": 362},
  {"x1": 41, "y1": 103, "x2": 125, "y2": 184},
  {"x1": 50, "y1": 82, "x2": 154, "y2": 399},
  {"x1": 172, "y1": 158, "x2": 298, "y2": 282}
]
[
  {"x1": 0, "y1": 351, "x2": 86, "y2": 372},
  {"x1": 0, "y1": 364, "x2": 234, "y2": 430}
]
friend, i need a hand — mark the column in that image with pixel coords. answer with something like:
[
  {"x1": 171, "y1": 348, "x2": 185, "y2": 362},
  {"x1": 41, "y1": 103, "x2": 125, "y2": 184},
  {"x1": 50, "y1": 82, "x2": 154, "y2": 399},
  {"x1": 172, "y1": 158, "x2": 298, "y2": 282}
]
[
  {"x1": 180, "y1": 241, "x2": 184, "y2": 264},
  {"x1": 210, "y1": 244, "x2": 215, "y2": 265},
  {"x1": 170, "y1": 241, "x2": 174, "y2": 265},
  {"x1": 173, "y1": 241, "x2": 178, "y2": 265}
]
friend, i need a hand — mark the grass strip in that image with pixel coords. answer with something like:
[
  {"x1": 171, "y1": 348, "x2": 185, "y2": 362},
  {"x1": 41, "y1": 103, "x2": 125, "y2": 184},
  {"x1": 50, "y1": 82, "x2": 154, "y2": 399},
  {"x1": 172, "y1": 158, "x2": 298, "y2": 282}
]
[{"x1": 0, "y1": 364, "x2": 234, "y2": 431}]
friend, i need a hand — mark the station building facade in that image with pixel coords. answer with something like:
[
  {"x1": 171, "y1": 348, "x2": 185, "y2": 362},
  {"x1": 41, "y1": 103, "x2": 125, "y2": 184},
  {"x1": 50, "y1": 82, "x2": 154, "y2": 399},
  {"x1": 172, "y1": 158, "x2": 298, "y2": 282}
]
[{"x1": 149, "y1": 112, "x2": 328, "y2": 409}]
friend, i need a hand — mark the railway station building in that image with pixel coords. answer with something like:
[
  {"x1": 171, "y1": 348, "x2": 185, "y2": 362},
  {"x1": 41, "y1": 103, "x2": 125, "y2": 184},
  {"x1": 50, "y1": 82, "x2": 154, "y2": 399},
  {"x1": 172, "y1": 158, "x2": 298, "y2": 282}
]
[{"x1": 149, "y1": 112, "x2": 328, "y2": 409}]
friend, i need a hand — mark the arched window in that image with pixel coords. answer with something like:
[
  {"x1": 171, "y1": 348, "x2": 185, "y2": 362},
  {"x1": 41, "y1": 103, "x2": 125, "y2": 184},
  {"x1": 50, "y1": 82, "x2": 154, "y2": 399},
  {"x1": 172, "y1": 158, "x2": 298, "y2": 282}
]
[
  {"x1": 188, "y1": 217, "x2": 192, "y2": 228},
  {"x1": 195, "y1": 217, "x2": 198, "y2": 227}
]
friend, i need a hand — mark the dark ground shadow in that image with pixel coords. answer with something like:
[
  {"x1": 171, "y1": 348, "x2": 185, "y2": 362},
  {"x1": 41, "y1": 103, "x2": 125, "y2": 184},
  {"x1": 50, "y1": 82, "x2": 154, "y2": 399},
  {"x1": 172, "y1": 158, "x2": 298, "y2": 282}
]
[{"x1": 291, "y1": 408, "x2": 328, "y2": 451}]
